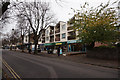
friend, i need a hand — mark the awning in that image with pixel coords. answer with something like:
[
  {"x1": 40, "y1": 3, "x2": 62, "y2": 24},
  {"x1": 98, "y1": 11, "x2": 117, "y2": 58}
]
[
  {"x1": 44, "y1": 43, "x2": 55, "y2": 46},
  {"x1": 55, "y1": 42, "x2": 66, "y2": 45},
  {"x1": 39, "y1": 44, "x2": 44, "y2": 46}
]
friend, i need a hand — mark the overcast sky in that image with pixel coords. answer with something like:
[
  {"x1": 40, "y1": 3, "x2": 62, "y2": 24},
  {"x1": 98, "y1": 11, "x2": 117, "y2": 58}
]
[
  {"x1": 3, "y1": 0, "x2": 119, "y2": 34},
  {"x1": 50, "y1": 0, "x2": 119, "y2": 22}
]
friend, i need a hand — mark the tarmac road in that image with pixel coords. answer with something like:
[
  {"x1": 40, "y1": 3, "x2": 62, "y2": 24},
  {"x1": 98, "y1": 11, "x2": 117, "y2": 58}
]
[{"x1": 2, "y1": 50, "x2": 119, "y2": 79}]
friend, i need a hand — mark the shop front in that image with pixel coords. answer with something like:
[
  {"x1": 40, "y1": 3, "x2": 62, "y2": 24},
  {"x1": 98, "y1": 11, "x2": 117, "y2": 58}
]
[
  {"x1": 55, "y1": 42, "x2": 67, "y2": 53},
  {"x1": 67, "y1": 40, "x2": 86, "y2": 52},
  {"x1": 38, "y1": 44, "x2": 45, "y2": 51},
  {"x1": 44, "y1": 43, "x2": 55, "y2": 54},
  {"x1": 44, "y1": 42, "x2": 67, "y2": 54}
]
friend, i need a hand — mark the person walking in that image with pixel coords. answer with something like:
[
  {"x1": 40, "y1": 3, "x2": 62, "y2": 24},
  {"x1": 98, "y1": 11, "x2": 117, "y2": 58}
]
[{"x1": 57, "y1": 47, "x2": 60, "y2": 56}]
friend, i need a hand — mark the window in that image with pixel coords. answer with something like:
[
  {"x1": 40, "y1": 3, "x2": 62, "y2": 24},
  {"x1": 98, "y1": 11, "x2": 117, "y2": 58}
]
[
  {"x1": 62, "y1": 33, "x2": 66, "y2": 39},
  {"x1": 62, "y1": 24, "x2": 66, "y2": 30},
  {"x1": 46, "y1": 37, "x2": 49, "y2": 41},
  {"x1": 46, "y1": 30, "x2": 49, "y2": 35},
  {"x1": 26, "y1": 36, "x2": 27, "y2": 42}
]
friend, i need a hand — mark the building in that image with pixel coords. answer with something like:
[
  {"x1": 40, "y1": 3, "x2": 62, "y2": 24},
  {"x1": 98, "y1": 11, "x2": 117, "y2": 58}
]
[
  {"x1": 23, "y1": 21, "x2": 86, "y2": 53},
  {"x1": 39, "y1": 21, "x2": 85, "y2": 52}
]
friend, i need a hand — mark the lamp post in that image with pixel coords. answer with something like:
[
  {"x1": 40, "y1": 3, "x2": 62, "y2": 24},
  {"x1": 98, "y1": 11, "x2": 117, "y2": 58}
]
[
  {"x1": 21, "y1": 27, "x2": 24, "y2": 52},
  {"x1": 11, "y1": 28, "x2": 14, "y2": 50},
  {"x1": 28, "y1": 25, "x2": 31, "y2": 53}
]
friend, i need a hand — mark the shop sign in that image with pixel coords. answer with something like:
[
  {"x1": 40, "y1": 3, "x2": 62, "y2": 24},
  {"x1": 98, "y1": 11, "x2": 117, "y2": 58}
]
[
  {"x1": 67, "y1": 40, "x2": 82, "y2": 43},
  {"x1": 76, "y1": 40, "x2": 82, "y2": 43},
  {"x1": 67, "y1": 40, "x2": 77, "y2": 43},
  {"x1": 56, "y1": 43, "x2": 62, "y2": 45},
  {"x1": 44, "y1": 43, "x2": 55, "y2": 46}
]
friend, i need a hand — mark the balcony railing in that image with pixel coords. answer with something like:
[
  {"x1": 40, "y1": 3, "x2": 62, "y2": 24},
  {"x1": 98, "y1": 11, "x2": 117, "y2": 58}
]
[
  {"x1": 67, "y1": 27, "x2": 74, "y2": 31},
  {"x1": 42, "y1": 40, "x2": 45, "y2": 43},
  {"x1": 55, "y1": 38, "x2": 60, "y2": 41},
  {"x1": 55, "y1": 30, "x2": 60, "y2": 33},
  {"x1": 50, "y1": 31, "x2": 54, "y2": 35},
  {"x1": 42, "y1": 33, "x2": 45, "y2": 37},
  {"x1": 68, "y1": 36, "x2": 76, "y2": 40},
  {"x1": 68, "y1": 33, "x2": 76, "y2": 36},
  {"x1": 50, "y1": 39, "x2": 54, "y2": 42}
]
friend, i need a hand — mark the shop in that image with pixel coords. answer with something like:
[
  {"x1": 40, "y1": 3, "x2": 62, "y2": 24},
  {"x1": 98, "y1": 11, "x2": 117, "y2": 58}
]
[
  {"x1": 55, "y1": 42, "x2": 67, "y2": 52},
  {"x1": 43, "y1": 42, "x2": 67, "y2": 54},
  {"x1": 38, "y1": 44, "x2": 45, "y2": 51},
  {"x1": 67, "y1": 40, "x2": 86, "y2": 52},
  {"x1": 44, "y1": 43, "x2": 55, "y2": 54}
]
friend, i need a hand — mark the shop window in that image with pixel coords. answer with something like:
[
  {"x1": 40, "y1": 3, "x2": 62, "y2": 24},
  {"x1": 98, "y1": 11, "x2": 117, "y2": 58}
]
[{"x1": 62, "y1": 33, "x2": 66, "y2": 39}]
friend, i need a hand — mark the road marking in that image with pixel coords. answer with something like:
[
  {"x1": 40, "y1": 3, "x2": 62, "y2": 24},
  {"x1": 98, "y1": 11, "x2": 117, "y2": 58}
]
[
  {"x1": 2, "y1": 59, "x2": 22, "y2": 80},
  {"x1": 2, "y1": 61, "x2": 18, "y2": 79},
  {"x1": 3, "y1": 59, "x2": 21, "y2": 79},
  {"x1": 8, "y1": 54, "x2": 58, "y2": 78}
]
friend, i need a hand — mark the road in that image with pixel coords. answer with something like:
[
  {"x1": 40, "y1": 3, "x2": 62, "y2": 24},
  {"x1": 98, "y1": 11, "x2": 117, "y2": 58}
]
[{"x1": 2, "y1": 50, "x2": 118, "y2": 78}]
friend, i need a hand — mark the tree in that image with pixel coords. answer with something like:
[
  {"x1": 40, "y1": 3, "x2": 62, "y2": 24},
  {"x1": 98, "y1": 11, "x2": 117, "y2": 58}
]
[
  {"x1": 0, "y1": 0, "x2": 10, "y2": 16},
  {"x1": 16, "y1": 15, "x2": 30, "y2": 52},
  {"x1": 68, "y1": 1, "x2": 119, "y2": 48},
  {"x1": 2, "y1": 29, "x2": 20, "y2": 48},
  {"x1": 13, "y1": 1, "x2": 55, "y2": 54}
]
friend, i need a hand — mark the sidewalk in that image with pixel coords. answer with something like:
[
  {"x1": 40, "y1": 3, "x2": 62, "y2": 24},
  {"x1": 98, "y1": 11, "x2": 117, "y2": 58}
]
[{"x1": 14, "y1": 49, "x2": 119, "y2": 69}]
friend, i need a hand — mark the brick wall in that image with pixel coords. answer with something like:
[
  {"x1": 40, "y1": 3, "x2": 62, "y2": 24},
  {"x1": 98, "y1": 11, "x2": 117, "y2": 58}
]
[{"x1": 94, "y1": 42, "x2": 108, "y2": 47}]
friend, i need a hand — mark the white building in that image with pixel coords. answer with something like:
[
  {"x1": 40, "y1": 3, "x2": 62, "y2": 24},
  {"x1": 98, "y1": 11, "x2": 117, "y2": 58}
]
[{"x1": 23, "y1": 21, "x2": 85, "y2": 52}]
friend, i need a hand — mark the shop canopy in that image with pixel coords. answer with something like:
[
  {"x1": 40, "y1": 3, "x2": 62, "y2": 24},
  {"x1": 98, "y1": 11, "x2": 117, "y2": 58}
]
[
  {"x1": 44, "y1": 42, "x2": 67, "y2": 46},
  {"x1": 44, "y1": 43, "x2": 55, "y2": 46},
  {"x1": 55, "y1": 42, "x2": 66, "y2": 45}
]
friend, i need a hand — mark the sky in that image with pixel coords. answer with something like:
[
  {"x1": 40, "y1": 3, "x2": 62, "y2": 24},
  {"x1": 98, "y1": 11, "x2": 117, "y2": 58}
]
[
  {"x1": 50, "y1": 0, "x2": 119, "y2": 22},
  {"x1": 3, "y1": 0, "x2": 119, "y2": 34}
]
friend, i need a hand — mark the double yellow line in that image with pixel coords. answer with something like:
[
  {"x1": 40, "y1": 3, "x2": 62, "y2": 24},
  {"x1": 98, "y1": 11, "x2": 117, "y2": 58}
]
[{"x1": 2, "y1": 59, "x2": 22, "y2": 80}]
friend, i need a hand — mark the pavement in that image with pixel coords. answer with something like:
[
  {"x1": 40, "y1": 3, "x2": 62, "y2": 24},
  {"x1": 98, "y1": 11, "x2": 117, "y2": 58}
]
[
  {"x1": 2, "y1": 50, "x2": 119, "y2": 78},
  {"x1": 14, "y1": 49, "x2": 119, "y2": 69}
]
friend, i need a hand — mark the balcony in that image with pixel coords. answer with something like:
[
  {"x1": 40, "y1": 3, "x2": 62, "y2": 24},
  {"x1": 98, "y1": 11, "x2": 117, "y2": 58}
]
[
  {"x1": 55, "y1": 29, "x2": 60, "y2": 33},
  {"x1": 67, "y1": 27, "x2": 74, "y2": 31},
  {"x1": 42, "y1": 33, "x2": 45, "y2": 37},
  {"x1": 50, "y1": 36, "x2": 54, "y2": 42},
  {"x1": 68, "y1": 36, "x2": 76, "y2": 40},
  {"x1": 55, "y1": 38, "x2": 60, "y2": 41},
  {"x1": 50, "y1": 30, "x2": 54, "y2": 35},
  {"x1": 42, "y1": 40, "x2": 45, "y2": 43},
  {"x1": 50, "y1": 39, "x2": 54, "y2": 42},
  {"x1": 68, "y1": 31, "x2": 76, "y2": 36}
]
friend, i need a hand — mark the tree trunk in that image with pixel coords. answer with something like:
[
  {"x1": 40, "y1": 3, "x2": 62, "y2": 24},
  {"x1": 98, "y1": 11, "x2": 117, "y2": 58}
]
[
  {"x1": 21, "y1": 35, "x2": 24, "y2": 52},
  {"x1": 34, "y1": 37, "x2": 38, "y2": 55}
]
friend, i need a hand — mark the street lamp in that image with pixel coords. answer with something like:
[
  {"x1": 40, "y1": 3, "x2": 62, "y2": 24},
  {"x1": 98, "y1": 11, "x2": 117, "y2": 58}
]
[{"x1": 11, "y1": 28, "x2": 14, "y2": 50}]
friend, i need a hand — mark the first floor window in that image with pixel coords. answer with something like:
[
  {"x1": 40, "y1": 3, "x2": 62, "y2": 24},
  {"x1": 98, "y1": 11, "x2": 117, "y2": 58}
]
[
  {"x1": 62, "y1": 33, "x2": 66, "y2": 39},
  {"x1": 46, "y1": 37, "x2": 49, "y2": 41}
]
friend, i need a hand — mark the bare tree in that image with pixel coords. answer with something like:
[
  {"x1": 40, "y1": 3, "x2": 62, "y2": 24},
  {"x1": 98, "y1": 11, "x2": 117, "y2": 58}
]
[
  {"x1": 13, "y1": 1, "x2": 55, "y2": 54},
  {"x1": 16, "y1": 15, "x2": 30, "y2": 52}
]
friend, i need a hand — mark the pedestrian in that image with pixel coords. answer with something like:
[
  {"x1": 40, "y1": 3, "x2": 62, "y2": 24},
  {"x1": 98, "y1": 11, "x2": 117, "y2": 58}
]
[
  {"x1": 60, "y1": 47, "x2": 62, "y2": 55},
  {"x1": 57, "y1": 47, "x2": 60, "y2": 56}
]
